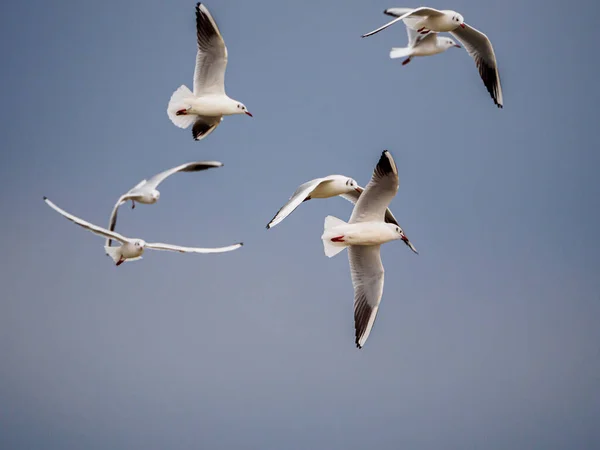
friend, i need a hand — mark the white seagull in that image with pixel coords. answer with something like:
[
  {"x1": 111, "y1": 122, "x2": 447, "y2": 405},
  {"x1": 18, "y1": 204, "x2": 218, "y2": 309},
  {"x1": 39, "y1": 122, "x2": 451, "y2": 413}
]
[
  {"x1": 389, "y1": 26, "x2": 461, "y2": 66},
  {"x1": 266, "y1": 174, "x2": 418, "y2": 254},
  {"x1": 167, "y1": 2, "x2": 252, "y2": 141},
  {"x1": 362, "y1": 7, "x2": 503, "y2": 108},
  {"x1": 106, "y1": 160, "x2": 223, "y2": 247},
  {"x1": 320, "y1": 151, "x2": 411, "y2": 348},
  {"x1": 44, "y1": 197, "x2": 243, "y2": 266}
]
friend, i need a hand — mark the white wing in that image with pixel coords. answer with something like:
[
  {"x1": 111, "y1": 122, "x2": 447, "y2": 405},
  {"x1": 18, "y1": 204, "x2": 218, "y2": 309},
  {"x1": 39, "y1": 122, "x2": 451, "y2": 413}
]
[
  {"x1": 349, "y1": 151, "x2": 399, "y2": 224},
  {"x1": 193, "y1": 3, "x2": 228, "y2": 95},
  {"x1": 144, "y1": 160, "x2": 224, "y2": 191},
  {"x1": 44, "y1": 197, "x2": 130, "y2": 244},
  {"x1": 349, "y1": 245, "x2": 384, "y2": 349},
  {"x1": 106, "y1": 195, "x2": 130, "y2": 247},
  {"x1": 340, "y1": 186, "x2": 399, "y2": 226},
  {"x1": 266, "y1": 178, "x2": 335, "y2": 229},
  {"x1": 362, "y1": 7, "x2": 444, "y2": 38},
  {"x1": 384, "y1": 7, "x2": 416, "y2": 18},
  {"x1": 450, "y1": 23, "x2": 503, "y2": 108},
  {"x1": 145, "y1": 242, "x2": 243, "y2": 254}
]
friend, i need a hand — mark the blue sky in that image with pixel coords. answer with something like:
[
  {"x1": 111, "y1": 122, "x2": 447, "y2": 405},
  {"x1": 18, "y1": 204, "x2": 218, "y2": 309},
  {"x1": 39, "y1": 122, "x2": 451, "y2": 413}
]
[{"x1": 1, "y1": 0, "x2": 599, "y2": 448}]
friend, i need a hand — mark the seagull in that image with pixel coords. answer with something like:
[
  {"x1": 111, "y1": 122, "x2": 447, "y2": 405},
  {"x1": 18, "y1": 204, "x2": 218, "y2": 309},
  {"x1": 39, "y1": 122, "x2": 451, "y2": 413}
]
[
  {"x1": 362, "y1": 7, "x2": 503, "y2": 108},
  {"x1": 106, "y1": 160, "x2": 223, "y2": 247},
  {"x1": 320, "y1": 151, "x2": 412, "y2": 348},
  {"x1": 266, "y1": 174, "x2": 418, "y2": 254},
  {"x1": 43, "y1": 197, "x2": 243, "y2": 266},
  {"x1": 389, "y1": 26, "x2": 461, "y2": 66},
  {"x1": 167, "y1": 2, "x2": 252, "y2": 141}
]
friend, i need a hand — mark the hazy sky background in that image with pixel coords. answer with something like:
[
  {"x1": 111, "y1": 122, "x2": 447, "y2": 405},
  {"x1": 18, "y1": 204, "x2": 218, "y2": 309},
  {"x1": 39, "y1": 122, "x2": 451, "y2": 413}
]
[{"x1": 1, "y1": 0, "x2": 599, "y2": 448}]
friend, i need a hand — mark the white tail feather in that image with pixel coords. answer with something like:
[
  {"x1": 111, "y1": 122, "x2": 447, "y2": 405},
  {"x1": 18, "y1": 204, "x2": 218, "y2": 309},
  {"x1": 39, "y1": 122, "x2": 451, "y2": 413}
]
[
  {"x1": 321, "y1": 215, "x2": 348, "y2": 258},
  {"x1": 389, "y1": 47, "x2": 413, "y2": 59},
  {"x1": 104, "y1": 245, "x2": 122, "y2": 263},
  {"x1": 167, "y1": 85, "x2": 196, "y2": 129}
]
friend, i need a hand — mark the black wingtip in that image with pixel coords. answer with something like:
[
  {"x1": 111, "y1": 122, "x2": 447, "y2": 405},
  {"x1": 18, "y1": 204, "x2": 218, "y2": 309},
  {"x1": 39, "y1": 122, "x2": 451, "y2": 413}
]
[
  {"x1": 375, "y1": 150, "x2": 395, "y2": 176},
  {"x1": 43, "y1": 196, "x2": 48, "y2": 200}
]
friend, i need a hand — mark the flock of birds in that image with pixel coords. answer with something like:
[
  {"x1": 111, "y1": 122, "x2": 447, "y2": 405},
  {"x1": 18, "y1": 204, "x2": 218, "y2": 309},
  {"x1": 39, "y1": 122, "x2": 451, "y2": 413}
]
[{"x1": 43, "y1": 3, "x2": 503, "y2": 349}]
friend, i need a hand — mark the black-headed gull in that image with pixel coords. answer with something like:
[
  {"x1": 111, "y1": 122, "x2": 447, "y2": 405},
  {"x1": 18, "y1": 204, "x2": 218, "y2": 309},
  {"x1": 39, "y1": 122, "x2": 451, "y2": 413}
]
[
  {"x1": 320, "y1": 151, "x2": 412, "y2": 348},
  {"x1": 389, "y1": 26, "x2": 461, "y2": 66},
  {"x1": 106, "y1": 161, "x2": 223, "y2": 247},
  {"x1": 44, "y1": 197, "x2": 243, "y2": 266},
  {"x1": 363, "y1": 7, "x2": 503, "y2": 108},
  {"x1": 266, "y1": 174, "x2": 418, "y2": 254},
  {"x1": 167, "y1": 3, "x2": 252, "y2": 141}
]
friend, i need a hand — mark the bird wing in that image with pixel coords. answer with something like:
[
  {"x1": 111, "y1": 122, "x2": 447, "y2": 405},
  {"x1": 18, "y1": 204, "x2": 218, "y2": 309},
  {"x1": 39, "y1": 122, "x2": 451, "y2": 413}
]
[
  {"x1": 349, "y1": 151, "x2": 399, "y2": 224},
  {"x1": 106, "y1": 195, "x2": 132, "y2": 247},
  {"x1": 193, "y1": 3, "x2": 228, "y2": 95},
  {"x1": 362, "y1": 7, "x2": 444, "y2": 38},
  {"x1": 450, "y1": 23, "x2": 503, "y2": 108},
  {"x1": 340, "y1": 186, "x2": 399, "y2": 226},
  {"x1": 44, "y1": 197, "x2": 130, "y2": 244},
  {"x1": 266, "y1": 177, "x2": 335, "y2": 229},
  {"x1": 349, "y1": 245, "x2": 385, "y2": 349},
  {"x1": 145, "y1": 242, "x2": 243, "y2": 254},
  {"x1": 144, "y1": 160, "x2": 224, "y2": 191},
  {"x1": 191, "y1": 115, "x2": 222, "y2": 141}
]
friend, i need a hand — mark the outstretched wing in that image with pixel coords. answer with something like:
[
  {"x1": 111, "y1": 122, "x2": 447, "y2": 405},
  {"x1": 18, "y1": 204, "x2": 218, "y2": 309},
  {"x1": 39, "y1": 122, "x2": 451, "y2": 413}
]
[
  {"x1": 349, "y1": 151, "x2": 399, "y2": 224},
  {"x1": 145, "y1": 160, "x2": 224, "y2": 191},
  {"x1": 362, "y1": 7, "x2": 444, "y2": 38},
  {"x1": 340, "y1": 186, "x2": 399, "y2": 226},
  {"x1": 193, "y1": 3, "x2": 228, "y2": 95},
  {"x1": 349, "y1": 245, "x2": 385, "y2": 349},
  {"x1": 106, "y1": 195, "x2": 131, "y2": 247},
  {"x1": 266, "y1": 178, "x2": 334, "y2": 229},
  {"x1": 145, "y1": 242, "x2": 243, "y2": 254},
  {"x1": 44, "y1": 197, "x2": 130, "y2": 244},
  {"x1": 450, "y1": 23, "x2": 503, "y2": 108}
]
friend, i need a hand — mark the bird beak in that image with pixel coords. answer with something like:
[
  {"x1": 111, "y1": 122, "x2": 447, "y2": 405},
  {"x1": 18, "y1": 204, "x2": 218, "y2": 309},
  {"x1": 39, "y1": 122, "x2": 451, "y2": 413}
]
[
  {"x1": 460, "y1": 23, "x2": 465, "y2": 28},
  {"x1": 245, "y1": 111, "x2": 253, "y2": 117},
  {"x1": 401, "y1": 234, "x2": 419, "y2": 254},
  {"x1": 355, "y1": 188, "x2": 362, "y2": 193},
  {"x1": 454, "y1": 44, "x2": 461, "y2": 48}
]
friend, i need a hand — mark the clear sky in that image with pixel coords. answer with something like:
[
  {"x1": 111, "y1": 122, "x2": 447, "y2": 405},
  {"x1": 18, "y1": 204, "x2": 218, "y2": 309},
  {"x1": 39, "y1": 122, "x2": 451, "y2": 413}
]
[{"x1": 1, "y1": 0, "x2": 599, "y2": 448}]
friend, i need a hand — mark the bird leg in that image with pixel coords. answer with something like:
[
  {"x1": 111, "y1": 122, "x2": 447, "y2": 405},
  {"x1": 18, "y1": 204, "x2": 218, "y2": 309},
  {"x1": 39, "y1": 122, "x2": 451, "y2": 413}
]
[
  {"x1": 131, "y1": 200, "x2": 136, "y2": 209},
  {"x1": 402, "y1": 57, "x2": 412, "y2": 66},
  {"x1": 175, "y1": 107, "x2": 191, "y2": 116},
  {"x1": 331, "y1": 236, "x2": 345, "y2": 243},
  {"x1": 116, "y1": 257, "x2": 125, "y2": 266}
]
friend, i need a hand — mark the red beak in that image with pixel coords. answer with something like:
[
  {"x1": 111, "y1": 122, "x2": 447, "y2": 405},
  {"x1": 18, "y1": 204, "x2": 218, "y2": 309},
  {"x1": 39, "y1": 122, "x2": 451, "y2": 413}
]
[
  {"x1": 460, "y1": 23, "x2": 465, "y2": 28},
  {"x1": 454, "y1": 44, "x2": 461, "y2": 48},
  {"x1": 245, "y1": 111, "x2": 253, "y2": 117}
]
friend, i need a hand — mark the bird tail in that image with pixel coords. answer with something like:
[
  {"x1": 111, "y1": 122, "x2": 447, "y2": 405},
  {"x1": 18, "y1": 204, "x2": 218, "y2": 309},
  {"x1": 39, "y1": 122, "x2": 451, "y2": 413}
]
[
  {"x1": 321, "y1": 215, "x2": 349, "y2": 258},
  {"x1": 389, "y1": 47, "x2": 413, "y2": 59},
  {"x1": 167, "y1": 85, "x2": 196, "y2": 129},
  {"x1": 104, "y1": 245, "x2": 122, "y2": 264}
]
